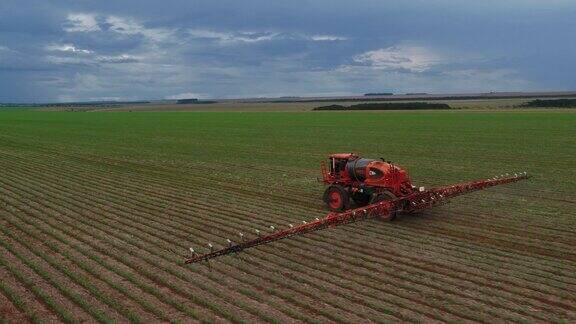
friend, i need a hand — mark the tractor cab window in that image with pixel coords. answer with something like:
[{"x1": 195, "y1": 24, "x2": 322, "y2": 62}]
[
  {"x1": 332, "y1": 159, "x2": 347, "y2": 173},
  {"x1": 337, "y1": 159, "x2": 347, "y2": 172},
  {"x1": 368, "y1": 168, "x2": 383, "y2": 179}
]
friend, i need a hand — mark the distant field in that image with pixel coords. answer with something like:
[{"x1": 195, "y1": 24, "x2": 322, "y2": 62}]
[
  {"x1": 0, "y1": 110, "x2": 575, "y2": 322},
  {"x1": 33, "y1": 96, "x2": 576, "y2": 112},
  {"x1": 313, "y1": 102, "x2": 451, "y2": 110}
]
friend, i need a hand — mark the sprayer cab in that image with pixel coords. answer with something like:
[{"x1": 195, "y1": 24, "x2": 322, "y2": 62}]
[{"x1": 321, "y1": 153, "x2": 416, "y2": 211}]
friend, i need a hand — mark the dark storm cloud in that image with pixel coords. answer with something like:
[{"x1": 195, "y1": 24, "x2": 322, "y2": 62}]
[{"x1": 1, "y1": 0, "x2": 575, "y2": 102}]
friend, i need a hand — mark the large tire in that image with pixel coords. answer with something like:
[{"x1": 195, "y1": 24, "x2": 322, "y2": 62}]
[
  {"x1": 323, "y1": 185, "x2": 350, "y2": 212},
  {"x1": 351, "y1": 192, "x2": 370, "y2": 207},
  {"x1": 369, "y1": 190, "x2": 398, "y2": 220}
]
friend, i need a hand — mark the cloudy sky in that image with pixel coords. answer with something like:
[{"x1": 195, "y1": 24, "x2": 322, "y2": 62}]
[{"x1": 1, "y1": 0, "x2": 575, "y2": 102}]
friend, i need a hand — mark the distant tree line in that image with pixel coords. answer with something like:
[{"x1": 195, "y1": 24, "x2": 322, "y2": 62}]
[
  {"x1": 521, "y1": 99, "x2": 576, "y2": 108},
  {"x1": 313, "y1": 102, "x2": 451, "y2": 111},
  {"x1": 364, "y1": 93, "x2": 394, "y2": 96},
  {"x1": 176, "y1": 99, "x2": 217, "y2": 104}
]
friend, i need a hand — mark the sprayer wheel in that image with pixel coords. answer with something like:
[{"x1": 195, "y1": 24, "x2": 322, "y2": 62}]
[
  {"x1": 323, "y1": 185, "x2": 350, "y2": 212},
  {"x1": 351, "y1": 192, "x2": 370, "y2": 207},
  {"x1": 370, "y1": 191, "x2": 398, "y2": 220}
]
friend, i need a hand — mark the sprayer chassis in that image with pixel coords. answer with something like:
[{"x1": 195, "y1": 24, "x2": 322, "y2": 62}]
[{"x1": 321, "y1": 153, "x2": 418, "y2": 212}]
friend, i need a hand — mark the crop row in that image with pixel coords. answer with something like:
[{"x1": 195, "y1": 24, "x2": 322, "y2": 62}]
[
  {"x1": 0, "y1": 146, "x2": 562, "y2": 255},
  {"x1": 0, "y1": 196, "x2": 266, "y2": 317},
  {"x1": 0, "y1": 154, "x2": 472, "y2": 322},
  {"x1": 0, "y1": 263, "x2": 43, "y2": 323},
  {"x1": 0, "y1": 168, "x2": 378, "y2": 322},
  {"x1": 16, "y1": 146, "x2": 576, "y2": 242},
  {"x1": 2, "y1": 149, "x2": 572, "y2": 302},
  {"x1": 0, "y1": 158, "x2": 568, "y2": 322},
  {"x1": 9, "y1": 141, "x2": 576, "y2": 243},
  {"x1": 2, "y1": 158, "x2": 572, "y2": 316},
  {"x1": 1, "y1": 207, "x2": 177, "y2": 322},
  {"x1": 0, "y1": 232, "x2": 116, "y2": 323},
  {"x1": 6, "y1": 148, "x2": 572, "y2": 284},
  {"x1": 56, "y1": 138, "x2": 575, "y2": 200},
  {"x1": 4, "y1": 139, "x2": 557, "y2": 207},
  {"x1": 0, "y1": 161, "x2": 412, "y2": 322},
  {"x1": 2, "y1": 150, "x2": 572, "y2": 322}
]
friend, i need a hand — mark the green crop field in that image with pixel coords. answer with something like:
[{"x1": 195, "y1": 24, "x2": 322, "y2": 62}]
[{"x1": 0, "y1": 109, "x2": 575, "y2": 322}]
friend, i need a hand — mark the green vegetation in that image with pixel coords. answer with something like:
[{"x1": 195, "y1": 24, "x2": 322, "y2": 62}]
[
  {"x1": 521, "y1": 98, "x2": 576, "y2": 108},
  {"x1": 0, "y1": 250, "x2": 79, "y2": 324},
  {"x1": 0, "y1": 280, "x2": 42, "y2": 324},
  {"x1": 313, "y1": 102, "x2": 451, "y2": 110},
  {"x1": 0, "y1": 109, "x2": 575, "y2": 322}
]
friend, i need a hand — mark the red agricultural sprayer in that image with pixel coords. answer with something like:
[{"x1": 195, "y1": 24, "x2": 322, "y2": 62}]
[{"x1": 185, "y1": 153, "x2": 529, "y2": 265}]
